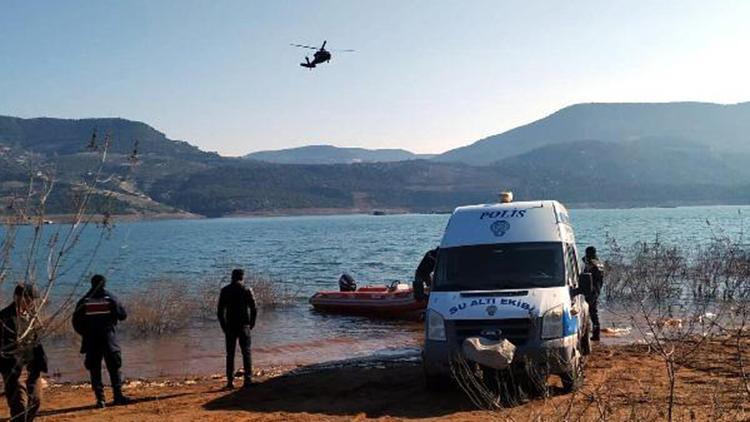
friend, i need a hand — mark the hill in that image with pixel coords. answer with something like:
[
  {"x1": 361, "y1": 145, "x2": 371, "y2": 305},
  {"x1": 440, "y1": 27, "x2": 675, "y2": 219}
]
[
  {"x1": 0, "y1": 116, "x2": 221, "y2": 216},
  {"x1": 245, "y1": 145, "x2": 432, "y2": 164},
  {"x1": 147, "y1": 160, "x2": 500, "y2": 217},
  {"x1": 1, "y1": 108, "x2": 749, "y2": 217},
  {"x1": 436, "y1": 102, "x2": 750, "y2": 165},
  {"x1": 146, "y1": 140, "x2": 750, "y2": 217},
  {"x1": 493, "y1": 139, "x2": 750, "y2": 205},
  {"x1": 0, "y1": 115, "x2": 220, "y2": 162}
]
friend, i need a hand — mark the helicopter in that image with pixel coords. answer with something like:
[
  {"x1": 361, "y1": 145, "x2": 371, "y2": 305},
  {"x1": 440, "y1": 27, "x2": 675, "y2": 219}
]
[{"x1": 290, "y1": 40, "x2": 354, "y2": 69}]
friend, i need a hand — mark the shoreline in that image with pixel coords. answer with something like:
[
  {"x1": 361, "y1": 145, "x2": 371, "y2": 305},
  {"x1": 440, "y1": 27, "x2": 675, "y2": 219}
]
[
  {"x1": 23, "y1": 201, "x2": 750, "y2": 225},
  {"x1": 7, "y1": 211, "x2": 204, "y2": 225},
  {"x1": 9, "y1": 340, "x2": 748, "y2": 421}
]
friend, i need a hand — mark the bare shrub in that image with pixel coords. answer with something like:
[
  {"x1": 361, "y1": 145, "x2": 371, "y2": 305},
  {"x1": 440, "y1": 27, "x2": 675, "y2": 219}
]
[
  {"x1": 450, "y1": 352, "x2": 556, "y2": 410},
  {"x1": 246, "y1": 273, "x2": 299, "y2": 308},
  {"x1": 605, "y1": 230, "x2": 750, "y2": 421},
  {"x1": 452, "y1": 228, "x2": 750, "y2": 420},
  {"x1": 194, "y1": 274, "x2": 225, "y2": 320},
  {"x1": 690, "y1": 237, "x2": 750, "y2": 302},
  {"x1": 126, "y1": 269, "x2": 302, "y2": 330},
  {"x1": 603, "y1": 234, "x2": 686, "y2": 304},
  {"x1": 193, "y1": 271, "x2": 299, "y2": 321},
  {"x1": 1, "y1": 132, "x2": 120, "y2": 357},
  {"x1": 37, "y1": 303, "x2": 76, "y2": 341},
  {"x1": 127, "y1": 279, "x2": 194, "y2": 335}
]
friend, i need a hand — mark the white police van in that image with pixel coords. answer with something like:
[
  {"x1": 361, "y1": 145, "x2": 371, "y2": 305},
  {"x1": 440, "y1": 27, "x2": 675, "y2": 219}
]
[{"x1": 423, "y1": 197, "x2": 593, "y2": 392}]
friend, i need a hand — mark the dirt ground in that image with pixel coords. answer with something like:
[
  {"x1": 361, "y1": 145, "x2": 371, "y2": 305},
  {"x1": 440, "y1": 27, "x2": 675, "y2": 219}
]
[{"x1": 3, "y1": 341, "x2": 749, "y2": 421}]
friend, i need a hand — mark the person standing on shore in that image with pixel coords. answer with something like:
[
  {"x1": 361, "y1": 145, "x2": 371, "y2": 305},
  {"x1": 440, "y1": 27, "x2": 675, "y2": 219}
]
[
  {"x1": 217, "y1": 269, "x2": 257, "y2": 390},
  {"x1": 413, "y1": 247, "x2": 438, "y2": 301},
  {"x1": 583, "y1": 246, "x2": 605, "y2": 341},
  {"x1": 0, "y1": 284, "x2": 47, "y2": 421},
  {"x1": 72, "y1": 274, "x2": 132, "y2": 408}
]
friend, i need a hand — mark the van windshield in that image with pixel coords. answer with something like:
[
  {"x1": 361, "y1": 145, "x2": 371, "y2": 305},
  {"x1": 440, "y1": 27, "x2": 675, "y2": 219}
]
[{"x1": 433, "y1": 242, "x2": 565, "y2": 291}]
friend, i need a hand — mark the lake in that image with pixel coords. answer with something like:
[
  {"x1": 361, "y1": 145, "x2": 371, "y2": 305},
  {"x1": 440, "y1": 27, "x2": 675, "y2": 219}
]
[{"x1": 4, "y1": 205, "x2": 749, "y2": 381}]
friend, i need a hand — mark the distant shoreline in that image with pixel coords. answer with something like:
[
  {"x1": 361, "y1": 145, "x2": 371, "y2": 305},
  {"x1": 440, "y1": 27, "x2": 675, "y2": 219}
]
[
  {"x1": 18, "y1": 200, "x2": 749, "y2": 225},
  {"x1": 9, "y1": 211, "x2": 203, "y2": 225}
]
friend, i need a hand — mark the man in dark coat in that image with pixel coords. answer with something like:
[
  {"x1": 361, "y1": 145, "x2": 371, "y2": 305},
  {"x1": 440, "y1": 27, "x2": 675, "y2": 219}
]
[
  {"x1": 583, "y1": 246, "x2": 605, "y2": 341},
  {"x1": 0, "y1": 284, "x2": 47, "y2": 421},
  {"x1": 72, "y1": 274, "x2": 131, "y2": 408},
  {"x1": 217, "y1": 269, "x2": 257, "y2": 389},
  {"x1": 413, "y1": 248, "x2": 438, "y2": 301}
]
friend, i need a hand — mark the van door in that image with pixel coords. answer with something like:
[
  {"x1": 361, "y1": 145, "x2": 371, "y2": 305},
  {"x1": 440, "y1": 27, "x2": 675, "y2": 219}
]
[{"x1": 565, "y1": 243, "x2": 590, "y2": 354}]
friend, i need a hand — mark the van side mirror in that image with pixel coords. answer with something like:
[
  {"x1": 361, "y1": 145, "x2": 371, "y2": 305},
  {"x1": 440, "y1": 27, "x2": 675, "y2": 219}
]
[{"x1": 578, "y1": 273, "x2": 593, "y2": 297}]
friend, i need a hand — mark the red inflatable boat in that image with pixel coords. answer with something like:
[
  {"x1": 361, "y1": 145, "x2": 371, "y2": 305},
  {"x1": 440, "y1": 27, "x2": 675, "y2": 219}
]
[{"x1": 309, "y1": 282, "x2": 426, "y2": 320}]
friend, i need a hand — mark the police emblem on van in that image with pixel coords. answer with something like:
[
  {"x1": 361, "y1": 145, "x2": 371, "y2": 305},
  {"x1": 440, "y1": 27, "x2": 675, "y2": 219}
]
[
  {"x1": 480, "y1": 329, "x2": 502, "y2": 338},
  {"x1": 486, "y1": 305, "x2": 498, "y2": 316},
  {"x1": 490, "y1": 220, "x2": 510, "y2": 237}
]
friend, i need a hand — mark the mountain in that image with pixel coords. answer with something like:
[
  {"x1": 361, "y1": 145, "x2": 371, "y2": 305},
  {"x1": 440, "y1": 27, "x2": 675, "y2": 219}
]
[
  {"x1": 245, "y1": 145, "x2": 433, "y2": 164},
  {"x1": 492, "y1": 139, "x2": 750, "y2": 205},
  {"x1": 0, "y1": 116, "x2": 220, "y2": 162},
  {"x1": 436, "y1": 102, "x2": 750, "y2": 165},
  {"x1": 2, "y1": 105, "x2": 750, "y2": 217},
  {"x1": 0, "y1": 116, "x2": 224, "y2": 216},
  {"x1": 149, "y1": 139, "x2": 750, "y2": 217}
]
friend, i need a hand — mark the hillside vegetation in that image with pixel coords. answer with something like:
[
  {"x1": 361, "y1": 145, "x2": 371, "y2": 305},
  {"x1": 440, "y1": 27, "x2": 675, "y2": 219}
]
[
  {"x1": 2, "y1": 102, "x2": 749, "y2": 217},
  {"x1": 245, "y1": 144, "x2": 433, "y2": 164}
]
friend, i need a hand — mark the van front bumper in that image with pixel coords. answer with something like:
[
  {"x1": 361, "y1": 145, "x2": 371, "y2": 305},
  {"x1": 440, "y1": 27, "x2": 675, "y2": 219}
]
[{"x1": 423, "y1": 335, "x2": 577, "y2": 377}]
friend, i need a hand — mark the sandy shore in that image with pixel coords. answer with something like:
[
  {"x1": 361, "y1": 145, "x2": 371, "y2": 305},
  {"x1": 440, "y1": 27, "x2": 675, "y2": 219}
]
[{"x1": 5, "y1": 340, "x2": 748, "y2": 421}]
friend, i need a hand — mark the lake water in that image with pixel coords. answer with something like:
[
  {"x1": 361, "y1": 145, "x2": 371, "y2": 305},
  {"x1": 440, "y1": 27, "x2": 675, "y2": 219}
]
[{"x1": 4, "y1": 205, "x2": 750, "y2": 381}]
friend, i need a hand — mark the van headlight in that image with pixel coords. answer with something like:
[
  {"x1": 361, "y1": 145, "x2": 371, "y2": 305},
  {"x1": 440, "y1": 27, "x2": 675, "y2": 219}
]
[
  {"x1": 426, "y1": 310, "x2": 447, "y2": 341},
  {"x1": 541, "y1": 304, "x2": 564, "y2": 340}
]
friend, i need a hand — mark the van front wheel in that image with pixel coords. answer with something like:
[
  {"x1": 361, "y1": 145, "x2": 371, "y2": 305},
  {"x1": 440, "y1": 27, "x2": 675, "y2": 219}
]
[
  {"x1": 581, "y1": 324, "x2": 592, "y2": 355},
  {"x1": 425, "y1": 372, "x2": 451, "y2": 391},
  {"x1": 560, "y1": 354, "x2": 585, "y2": 393}
]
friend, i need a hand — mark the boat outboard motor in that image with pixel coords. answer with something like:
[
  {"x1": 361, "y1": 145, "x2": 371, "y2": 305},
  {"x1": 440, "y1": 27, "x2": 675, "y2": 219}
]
[{"x1": 339, "y1": 273, "x2": 357, "y2": 292}]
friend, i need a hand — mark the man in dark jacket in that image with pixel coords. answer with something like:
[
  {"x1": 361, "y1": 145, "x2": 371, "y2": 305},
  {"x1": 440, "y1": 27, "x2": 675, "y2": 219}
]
[
  {"x1": 72, "y1": 274, "x2": 131, "y2": 408},
  {"x1": 0, "y1": 284, "x2": 47, "y2": 421},
  {"x1": 217, "y1": 269, "x2": 257, "y2": 389},
  {"x1": 413, "y1": 248, "x2": 438, "y2": 301},
  {"x1": 583, "y1": 246, "x2": 605, "y2": 341}
]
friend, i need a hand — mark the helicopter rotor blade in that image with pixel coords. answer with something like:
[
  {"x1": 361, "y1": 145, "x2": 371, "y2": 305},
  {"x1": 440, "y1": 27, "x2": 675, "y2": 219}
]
[
  {"x1": 290, "y1": 43, "x2": 319, "y2": 50},
  {"x1": 321, "y1": 40, "x2": 327, "y2": 49},
  {"x1": 331, "y1": 49, "x2": 355, "y2": 52}
]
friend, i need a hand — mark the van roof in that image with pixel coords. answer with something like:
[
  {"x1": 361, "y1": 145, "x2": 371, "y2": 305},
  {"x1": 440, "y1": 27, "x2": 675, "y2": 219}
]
[
  {"x1": 454, "y1": 200, "x2": 554, "y2": 212},
  {"x1": 440, "y1": 200, "x2": 574, "y2": 248}
]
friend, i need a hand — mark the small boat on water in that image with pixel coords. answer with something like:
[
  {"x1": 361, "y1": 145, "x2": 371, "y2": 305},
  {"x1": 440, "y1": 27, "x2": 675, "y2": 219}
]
[{"x1": 310, "y1": 281, "x2": 426, "y2": 320}]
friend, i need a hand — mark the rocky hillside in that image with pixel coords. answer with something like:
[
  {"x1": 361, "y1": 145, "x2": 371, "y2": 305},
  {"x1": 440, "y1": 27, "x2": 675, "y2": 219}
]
[{"x1": 436, "y1": 102, "x2": 750, "y2": 165}]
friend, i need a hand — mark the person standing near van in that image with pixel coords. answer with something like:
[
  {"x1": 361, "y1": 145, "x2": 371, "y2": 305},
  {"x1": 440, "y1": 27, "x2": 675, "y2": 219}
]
[
  {"x1": 217, "y1": 269, "x2": 257, "y2": 389},
  {"x1": 0, "y1": 284, "x2": 47, "y2": 421},
  {"x1": 72, "y1": 274, "x2": 131, "y2": 408},
  {"x1": 413, "y1": 247, "x2": 438, "y2": 301},
  {"x1": 583, "y1": 246, "x2": 605, "y2": 341}
]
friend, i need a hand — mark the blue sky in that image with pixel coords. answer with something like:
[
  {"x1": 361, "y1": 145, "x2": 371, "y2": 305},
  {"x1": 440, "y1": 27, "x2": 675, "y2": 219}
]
[{"x1": 1, "y1": 1, "x2": 749, "y2": 156}]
